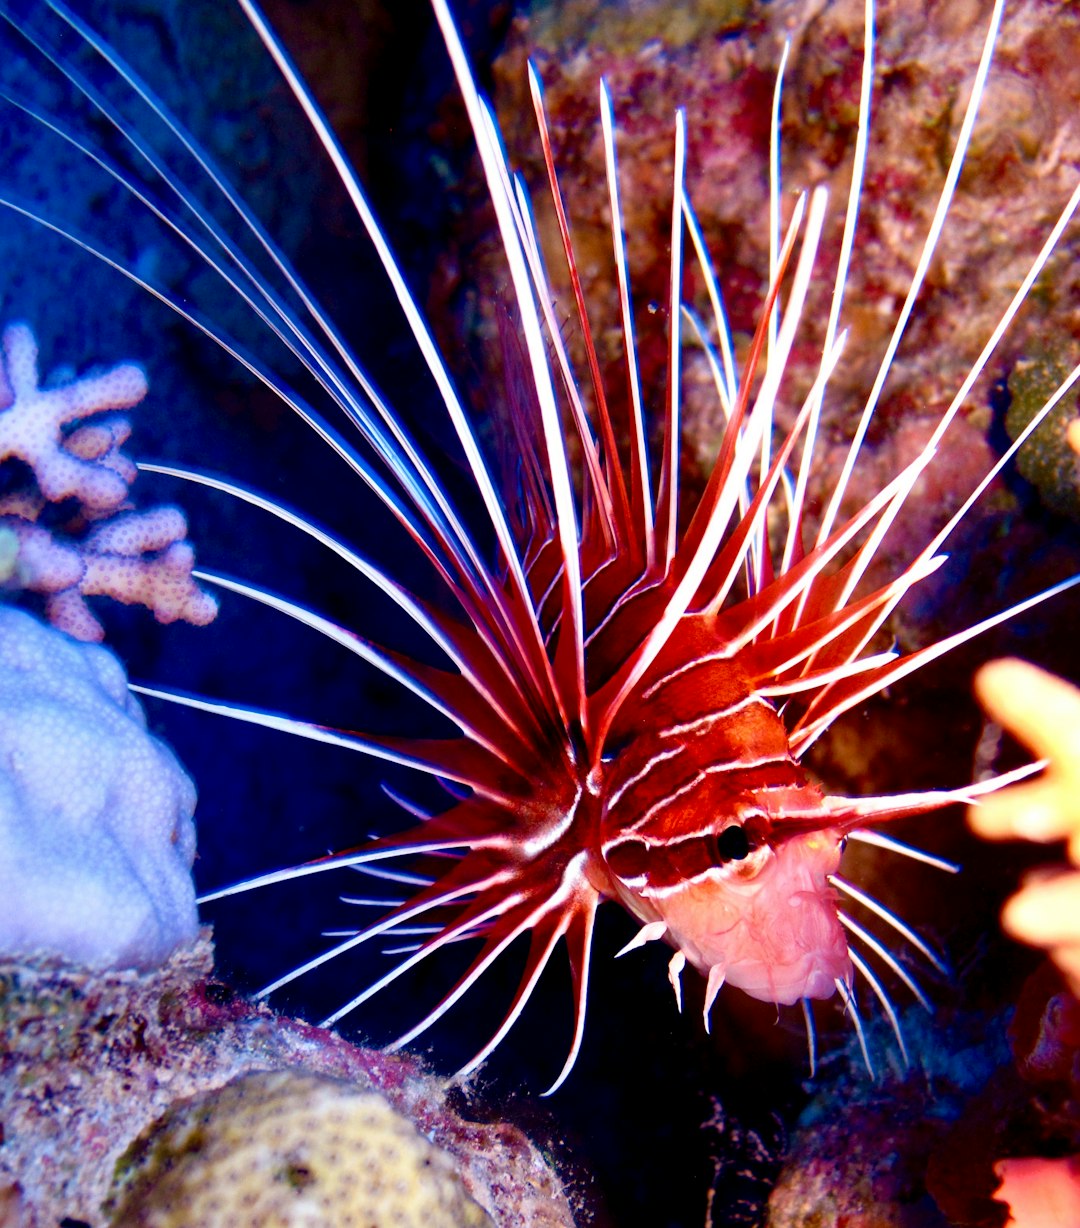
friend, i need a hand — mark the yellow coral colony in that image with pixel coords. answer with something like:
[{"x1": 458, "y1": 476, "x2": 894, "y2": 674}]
[{"x1": 106, "y1": 1070, "x2": 493, "y2": 1228}]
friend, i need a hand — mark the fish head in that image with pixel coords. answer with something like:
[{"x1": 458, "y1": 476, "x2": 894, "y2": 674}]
[{"x1": 604, "y1": 796, "x2": 851, "y2": 1006}]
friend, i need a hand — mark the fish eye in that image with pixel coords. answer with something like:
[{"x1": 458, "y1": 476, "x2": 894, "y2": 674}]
[{"x1": 713, "y1": 824, "x2": 750, "y2": 861}]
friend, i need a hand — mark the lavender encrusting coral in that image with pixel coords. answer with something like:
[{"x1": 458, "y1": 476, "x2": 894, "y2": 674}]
[
  {"x1": 0, "y1": 604, "x2": 200, "y2": 971},
  {"x1": 0, "y1": 321, "x2": 217, "y2": 641}
]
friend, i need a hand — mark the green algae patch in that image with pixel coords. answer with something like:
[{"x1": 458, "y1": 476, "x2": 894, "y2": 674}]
[
  {"x1": 528, "y1": 0, "x2": 753, "y2": 54},
  {"x1": 1006, "y1": 343, "x2": 1080, "y2": 520}
]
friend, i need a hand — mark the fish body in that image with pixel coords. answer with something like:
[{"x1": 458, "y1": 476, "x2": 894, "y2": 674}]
[{"x1": 2, "y1": 0, "x2": 1079, "y2": 1089}]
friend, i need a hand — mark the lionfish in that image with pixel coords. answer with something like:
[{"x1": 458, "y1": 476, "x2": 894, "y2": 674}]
[{"x1": 5, "y1": 0, "x2": 1080, "y2": 1093}]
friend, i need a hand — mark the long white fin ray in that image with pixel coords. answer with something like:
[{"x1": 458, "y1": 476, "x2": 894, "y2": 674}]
[
  {"x1": 236, "y1": 0, "x2": 552, "y2": 696},
  {"x1": 131, "y1": 683, "x2": 524, "y2": 804},
  {"x1": 816, "y1": 0, "x2": 1008, "y2": 546}
]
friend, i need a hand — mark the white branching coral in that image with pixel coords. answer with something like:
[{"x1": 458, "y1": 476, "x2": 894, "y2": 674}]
[{"x1": 0, "y1": 322, "x2": 217, "y2": 641}]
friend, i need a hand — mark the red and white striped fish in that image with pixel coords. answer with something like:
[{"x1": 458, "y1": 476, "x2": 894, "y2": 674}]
[{"x1": 9, "y1": 0, "x2": 1080, "y2": 1091}]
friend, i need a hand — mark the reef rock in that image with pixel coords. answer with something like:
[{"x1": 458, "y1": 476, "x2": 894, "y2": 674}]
[{"x1": 0, "y1": 938, "x2": 578, "y2": 1227}]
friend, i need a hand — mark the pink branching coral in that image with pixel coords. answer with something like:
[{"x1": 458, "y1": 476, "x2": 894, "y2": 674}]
[{"x1": 0, "y1": 322, "x2": 217, "y2": 641}]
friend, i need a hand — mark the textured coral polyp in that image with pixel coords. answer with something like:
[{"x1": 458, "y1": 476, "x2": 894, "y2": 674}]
[{"x1": 107, "y1": 1070, "x2": 493, "y2": 1227}]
